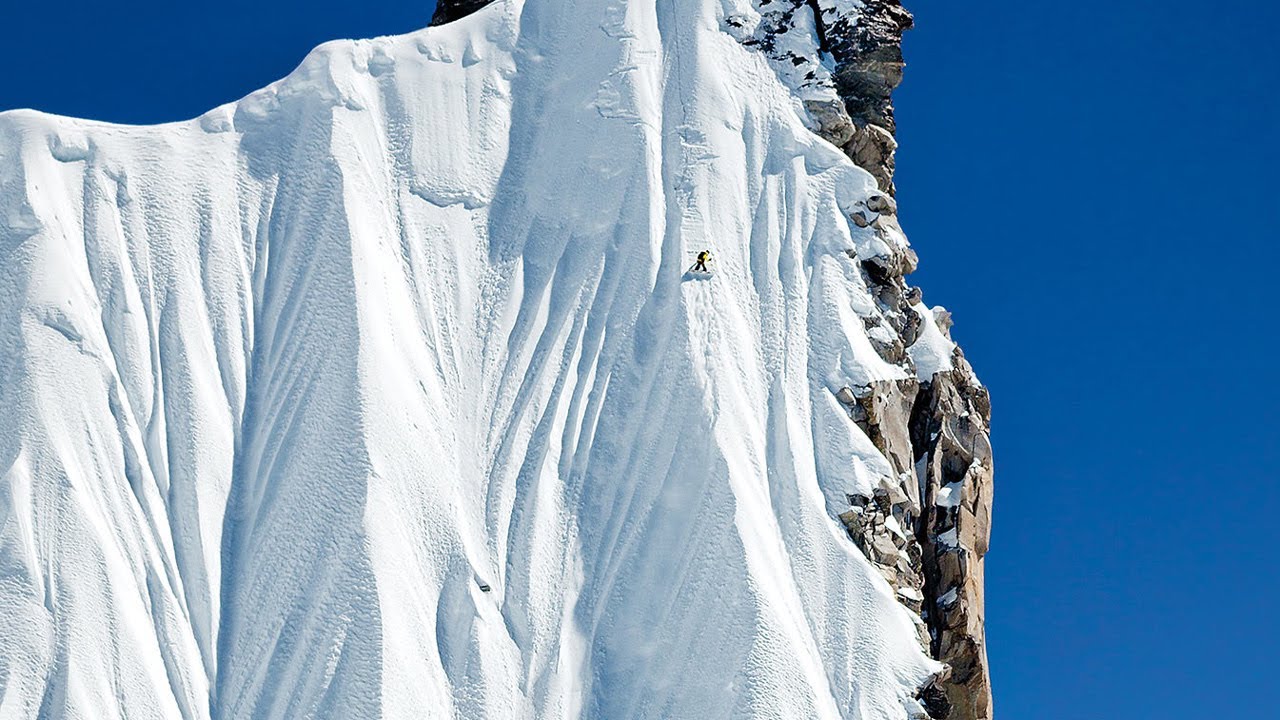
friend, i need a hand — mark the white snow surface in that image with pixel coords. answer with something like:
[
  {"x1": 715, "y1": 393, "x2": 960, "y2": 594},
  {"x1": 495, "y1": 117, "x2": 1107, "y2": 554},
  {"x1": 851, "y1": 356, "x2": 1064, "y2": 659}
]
[
  {"x1": 907, "y1": 304, "x2": 955, "y2": 381},
  {"x1": 0, "y1": 1, "x2": 942, "y2": 717}
]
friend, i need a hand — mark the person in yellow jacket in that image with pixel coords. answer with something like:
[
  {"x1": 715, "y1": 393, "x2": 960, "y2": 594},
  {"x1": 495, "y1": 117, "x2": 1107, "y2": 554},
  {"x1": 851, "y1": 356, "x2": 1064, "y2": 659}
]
[{"x1": 693, "y1": 250, "x2": 712, "y2": 273}]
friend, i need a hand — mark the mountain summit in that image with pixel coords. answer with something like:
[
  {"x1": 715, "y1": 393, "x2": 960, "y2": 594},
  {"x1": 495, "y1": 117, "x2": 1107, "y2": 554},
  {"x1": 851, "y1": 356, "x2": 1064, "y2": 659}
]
[{"x1": 0, "y1": 1, "x2": 992, "y2": 717}]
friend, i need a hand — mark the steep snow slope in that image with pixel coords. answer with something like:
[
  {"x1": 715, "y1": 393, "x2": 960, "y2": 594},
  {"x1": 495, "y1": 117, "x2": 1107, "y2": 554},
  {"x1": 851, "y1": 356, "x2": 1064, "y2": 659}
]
[{"x1": 0, "y1": 0, "x2": 959, "y2": 717}]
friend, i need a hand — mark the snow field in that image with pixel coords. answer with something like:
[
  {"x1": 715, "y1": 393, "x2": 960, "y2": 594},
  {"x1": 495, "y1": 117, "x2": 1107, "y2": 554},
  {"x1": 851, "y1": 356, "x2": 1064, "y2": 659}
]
[{"x1": 0, "y1": 0, "x2": 947, "y2": 717}]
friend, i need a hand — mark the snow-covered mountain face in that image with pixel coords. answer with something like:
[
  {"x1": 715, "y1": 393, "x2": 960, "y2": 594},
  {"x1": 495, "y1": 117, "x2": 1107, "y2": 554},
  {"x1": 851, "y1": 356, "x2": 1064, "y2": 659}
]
[{"x1": 0, "y1": 0, "x2": 992, "y2": 718}]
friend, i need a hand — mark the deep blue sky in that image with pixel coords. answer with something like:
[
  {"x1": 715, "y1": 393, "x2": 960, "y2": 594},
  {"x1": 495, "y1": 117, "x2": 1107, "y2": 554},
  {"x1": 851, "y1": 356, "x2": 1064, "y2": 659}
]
[
  {"x1": 3, "y1": 1, "x2": 1276, "y2": 717},
  {"x1": 896, "y1": 2, "x2": 1278, "y2": 717}
]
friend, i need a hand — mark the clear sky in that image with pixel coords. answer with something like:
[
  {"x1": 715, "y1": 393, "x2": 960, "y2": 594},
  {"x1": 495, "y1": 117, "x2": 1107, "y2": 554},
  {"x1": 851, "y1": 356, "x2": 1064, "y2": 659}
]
[
  {"x1": 895, "y1": 2, "x2": 1278, "y2": 717},
  {"x1": 2, "y1": 1, "x2": 1276, "y2": 717}
]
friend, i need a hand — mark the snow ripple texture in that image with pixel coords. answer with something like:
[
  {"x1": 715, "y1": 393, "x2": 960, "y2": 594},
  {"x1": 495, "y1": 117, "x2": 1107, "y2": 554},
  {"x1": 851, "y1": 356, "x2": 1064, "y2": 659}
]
[{"x1": 0, "y1": 0, "x2": 942, "y2": 717}]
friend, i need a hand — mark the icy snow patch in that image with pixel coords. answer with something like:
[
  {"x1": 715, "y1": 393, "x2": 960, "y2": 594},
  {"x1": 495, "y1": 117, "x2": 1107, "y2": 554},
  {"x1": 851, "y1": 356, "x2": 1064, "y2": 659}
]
[
  {"x1": 935, "y1": 481, "x2": 966, "y2": 509},
  {"x1": 908, "y1": 302, "x2": 956, "y2": 380}
]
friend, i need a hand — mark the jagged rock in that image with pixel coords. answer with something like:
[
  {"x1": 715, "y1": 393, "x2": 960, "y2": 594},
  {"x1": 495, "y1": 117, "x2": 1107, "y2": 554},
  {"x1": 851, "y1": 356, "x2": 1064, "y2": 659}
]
[
  {"x1": 900, "y1": 299, "x2": 923, "y2": 346},
  {"x1": 869, "y1": 333, "x2": 908, "y2": 365},
  {"x1": 842, "y1": 379, "x2": 919, "y2": 476},
  {"x1": 933, "y1": 307, "x2": 955, "y2": 337},
  {"x1": 738, "y1": 0, "x2": 912, "y2": 192},
  {"x1": 805, "y1": 98, "x2": 857, "y2": 148},
  {"x1": 737, "y1": 1, "x2": 995, "y2": 715},
  {"x1": 440, "y1": 1, "x2": 996, "y2": 715},
  {"x1": 872, "y1": 215, "x2": 917, "y2": 272},
  {"x1": 867, "y1": 192, "x2": 898, "y2": 215},
  {"x1": 902, "y1": 245, "x2": 920, "y2": 275},
  {"x1": 430, "y1": 0, "x2": 496, "y2": 26},
  {"x1": 872, "y1": 534, "x2": 902, "y2": 562},
  {"x1": 823, "y1": 0, "x2": 915, "y2": 131},
  {"x1": 836, "y1": 386, "x2": 860, "y2": 406},
  {"x1": 917, "y1": 677, "x2": 954, "y2": 719},
  {"x1": 911, "y1": 366, "x2": 995, "y2": 720},
  {"x1": 843, "y1": 183, "x2": 992, "y2": 720},
  {"x1": 844, "y1": 122, "x2": 900, "y2": 194},
  {"x1": 861, "y1": 250, "x2": 915, "y2": 286}
]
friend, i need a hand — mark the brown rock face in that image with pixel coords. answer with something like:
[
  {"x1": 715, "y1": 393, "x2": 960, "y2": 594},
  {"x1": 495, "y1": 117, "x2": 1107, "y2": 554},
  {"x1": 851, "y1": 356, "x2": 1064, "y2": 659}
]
[
  {"x1": 808, "y1": 0, "x2": 915, "y2": 194},
  {"x1": 911, "y1": 359, "x2": 994, "y2": 720},
  {"x1": 829, "y1": 194, "x2": 992, "y2": 718},
  {"x1": 845, "y1": 123, "x2": 900, "y2": 195},
  {"x1": 813, "y1": 3, "x2": 996, "y2": 716},
  {"x1": 832, "y1": 249, "x2": 993, "y2": 719}
]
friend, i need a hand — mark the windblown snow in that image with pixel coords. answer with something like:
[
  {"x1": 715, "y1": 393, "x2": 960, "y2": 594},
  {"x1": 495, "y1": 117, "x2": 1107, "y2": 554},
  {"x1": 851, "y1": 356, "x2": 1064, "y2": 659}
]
[{"x1": 0, "y1": 0, "x2": 954, "y2": 717}]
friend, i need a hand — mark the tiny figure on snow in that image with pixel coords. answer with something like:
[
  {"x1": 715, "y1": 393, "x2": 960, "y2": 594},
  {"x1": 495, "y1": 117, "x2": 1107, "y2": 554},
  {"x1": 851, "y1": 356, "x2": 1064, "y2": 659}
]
[{"x1": 693, "y1": 250, "x2": 712, "y2": 273}]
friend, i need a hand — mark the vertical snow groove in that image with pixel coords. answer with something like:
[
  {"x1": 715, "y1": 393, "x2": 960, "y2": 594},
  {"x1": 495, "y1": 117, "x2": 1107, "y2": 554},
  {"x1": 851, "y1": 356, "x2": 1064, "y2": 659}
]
[{"x1": 215, "y1": 106, "x2": 383, "y2": 718}]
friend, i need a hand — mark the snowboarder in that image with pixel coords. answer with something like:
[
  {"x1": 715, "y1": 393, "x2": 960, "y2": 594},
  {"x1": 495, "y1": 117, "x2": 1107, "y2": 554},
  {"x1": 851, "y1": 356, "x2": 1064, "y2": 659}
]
[{"x1": 693, "y1": 250, "x2": 712, "y2": 273}]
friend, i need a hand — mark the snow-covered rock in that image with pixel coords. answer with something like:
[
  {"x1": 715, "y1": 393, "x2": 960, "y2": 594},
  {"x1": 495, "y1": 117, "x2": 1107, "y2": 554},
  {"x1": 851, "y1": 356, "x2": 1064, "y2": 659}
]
[{"x1": 0, "y1": 0, "x2": 992, "y2": 718}]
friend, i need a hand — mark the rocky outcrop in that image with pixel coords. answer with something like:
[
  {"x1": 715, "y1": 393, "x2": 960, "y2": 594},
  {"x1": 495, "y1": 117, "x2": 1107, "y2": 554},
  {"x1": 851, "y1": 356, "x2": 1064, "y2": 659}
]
[
  {"x1": 836, "y1": 378, "x2": 931, "y2": 653},
  {"x1": 827, "y1": 181, "x2": 992, "y2": 718},
  {"x1": 429, "y1": 0, "x2": 496, "y2": 26},
  {"x1": 817, "y1": 0, "x2": 913, "y2": 194},
  {"x1": 820, "y1": 0, "x2": 914, "y2": 129},
  {"x1": 911, "y1": 353, "x2": 994, "y2": 720},
  {"x1": 739, "y1": 0, "x2": 912, "y2": 193},
  {"x1": 834, "y1": 211, "x2": 994, "y2": 718},
  {"x1": 741, "y1": 1, "x2": 996, "y2": 715}
]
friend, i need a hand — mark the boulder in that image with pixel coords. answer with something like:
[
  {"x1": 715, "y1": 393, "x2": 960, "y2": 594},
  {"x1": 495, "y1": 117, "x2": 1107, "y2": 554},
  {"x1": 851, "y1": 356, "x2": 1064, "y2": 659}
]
[
  {"x1": 804, "y1": 99, "x2": 857, "y2": 148},
  {"x1": 844, "y1": 123, "x2": 899, "y2": 194},
  {"x1": 867, "y1": 192, "x2": 898, "y2": 215},
  {"x1": 851, "y1": 209, "x2": 877, "y2": 228}
]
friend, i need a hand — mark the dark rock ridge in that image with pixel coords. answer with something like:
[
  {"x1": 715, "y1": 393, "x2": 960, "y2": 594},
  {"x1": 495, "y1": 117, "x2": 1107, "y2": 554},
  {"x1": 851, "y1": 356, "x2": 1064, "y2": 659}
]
[
  {"x1": 430, "y1": 0, "x2": 495, "y2": 26},
  {"x1": 734, "y1": 0, "x2": 912, "y2": 194},
  {"x1": 814, "y1": 0, "x2": 914, "y2": 195}
]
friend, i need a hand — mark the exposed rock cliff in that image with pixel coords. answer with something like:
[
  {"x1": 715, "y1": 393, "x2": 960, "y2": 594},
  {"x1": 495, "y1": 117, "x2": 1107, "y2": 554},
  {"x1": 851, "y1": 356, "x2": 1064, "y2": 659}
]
[
  {"x1": 736, "y1": 1, "x2": 995, "y2": 715},
  {"x1": 731, "y1": 0, "x2": 911, "y2": 195},
  {"x1": 430, "y1": 0, "x2": 495, "y2": 25}
]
